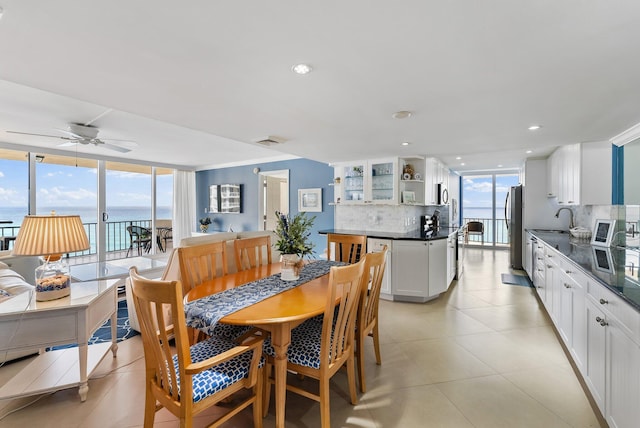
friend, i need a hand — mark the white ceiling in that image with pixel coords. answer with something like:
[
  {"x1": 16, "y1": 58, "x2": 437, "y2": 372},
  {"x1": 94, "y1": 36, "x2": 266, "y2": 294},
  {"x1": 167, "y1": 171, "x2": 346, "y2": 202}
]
[{"x1": 0, "y1": 1, "x2": 639, "y2": 173}]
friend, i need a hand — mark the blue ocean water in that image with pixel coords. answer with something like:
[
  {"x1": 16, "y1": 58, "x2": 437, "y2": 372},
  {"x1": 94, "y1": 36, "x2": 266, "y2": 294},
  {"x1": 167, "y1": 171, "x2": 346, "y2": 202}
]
[
  {"x1": 0, "y1": 206, "x2": 172, "y2": 226},
  {"x1": 0, "y1": 206, "x2": 172, "y2": 253}
]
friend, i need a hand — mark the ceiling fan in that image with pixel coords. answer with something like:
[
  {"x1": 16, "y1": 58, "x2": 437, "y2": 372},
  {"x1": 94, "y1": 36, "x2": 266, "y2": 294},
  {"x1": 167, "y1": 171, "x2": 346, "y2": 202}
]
[{"x1": 6, "y1": 123, "x2": 136, "y2": 153}]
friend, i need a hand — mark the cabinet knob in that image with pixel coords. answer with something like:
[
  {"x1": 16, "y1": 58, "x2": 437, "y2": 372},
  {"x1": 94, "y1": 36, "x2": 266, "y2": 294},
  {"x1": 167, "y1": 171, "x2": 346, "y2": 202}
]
[
  {"x1": 596, "y1": 316, "x2": 608, "y2": 327},
  {"x1": 547, "y1": 254, "x2": 552, "y2": 258},
  {"x1": 565, "y1": 270, "x2": 572, "y2": 274},
  {"x1": 564, "y1": 283, "x2": 571, "y2": 289},
  {"x1": 546, "y1": 265, "x2": 553, "y2": 269},
  {"x1": 599, "y1": 298, "x2": 608, "y2": 305}
]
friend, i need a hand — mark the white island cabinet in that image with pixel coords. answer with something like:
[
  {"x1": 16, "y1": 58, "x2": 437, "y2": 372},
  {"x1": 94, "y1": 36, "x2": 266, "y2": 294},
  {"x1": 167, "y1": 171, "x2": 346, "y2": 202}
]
[
  {"x1": 367, "y1": 238, "x2": 393, "y2": 300},
  {"x1": 391, "y1": 239, "x2": 449, "y2": 302}
]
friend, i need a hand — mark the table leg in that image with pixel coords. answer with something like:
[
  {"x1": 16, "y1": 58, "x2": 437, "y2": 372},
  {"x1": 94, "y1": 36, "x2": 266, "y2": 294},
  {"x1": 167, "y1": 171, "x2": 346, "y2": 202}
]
[
  {"x1": 78, "y1": 343, "x2": 89, "y2": 401},
  {"x1": 110, "y1": 307, "x2": 118, "y2": 358},
  {"x1": 270, "y1": 324, "x2": 291, "y2": 428}
]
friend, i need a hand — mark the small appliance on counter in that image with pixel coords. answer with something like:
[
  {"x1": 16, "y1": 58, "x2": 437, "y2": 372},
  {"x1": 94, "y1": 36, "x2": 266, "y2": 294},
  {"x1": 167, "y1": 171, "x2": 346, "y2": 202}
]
[{"x1": 421, "y1": 210, "x2": 441, "y2": 236}]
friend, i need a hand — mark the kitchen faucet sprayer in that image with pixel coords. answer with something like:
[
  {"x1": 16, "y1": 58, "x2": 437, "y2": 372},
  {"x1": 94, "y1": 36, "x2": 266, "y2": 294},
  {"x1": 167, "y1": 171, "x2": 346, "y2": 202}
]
[{"x1": 554, "y1": 207, "x2": 575, "y2": 229}]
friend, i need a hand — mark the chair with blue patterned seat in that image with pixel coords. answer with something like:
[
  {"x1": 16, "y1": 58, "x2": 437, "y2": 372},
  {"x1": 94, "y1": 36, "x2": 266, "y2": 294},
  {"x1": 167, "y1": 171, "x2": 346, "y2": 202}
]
[
  {"x1": 262, "y1": 260, "x2": 365, "y2": 428},
  {"x1": 128, "y1": 267, "x2": 264, "y2": 428}
]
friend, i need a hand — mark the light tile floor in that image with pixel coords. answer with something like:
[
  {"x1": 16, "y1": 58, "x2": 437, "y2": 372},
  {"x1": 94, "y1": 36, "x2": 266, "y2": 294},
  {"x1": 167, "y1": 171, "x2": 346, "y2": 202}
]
[{"x1": 0, "y1": 248, "x2": 605, "y2": 427}]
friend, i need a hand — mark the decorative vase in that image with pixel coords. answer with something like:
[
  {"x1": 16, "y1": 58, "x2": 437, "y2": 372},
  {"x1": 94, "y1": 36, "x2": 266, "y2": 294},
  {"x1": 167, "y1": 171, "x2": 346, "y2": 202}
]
[
  {"x1": 281, "y1": 254, "x2": 301, "y2": 281},
  {"x1": 200, "y1": 224, "x2": 208, "y2": 233}
]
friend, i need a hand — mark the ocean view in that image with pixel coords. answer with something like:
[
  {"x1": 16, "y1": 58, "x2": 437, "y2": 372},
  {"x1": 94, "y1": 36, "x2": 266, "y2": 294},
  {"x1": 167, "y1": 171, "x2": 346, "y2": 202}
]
[
  {"x1": 0, "y1": 206, "x2": 172, "y2": 226},
  {"x1": 0, "y1": 206, "x2": 173, "y2": 253}
]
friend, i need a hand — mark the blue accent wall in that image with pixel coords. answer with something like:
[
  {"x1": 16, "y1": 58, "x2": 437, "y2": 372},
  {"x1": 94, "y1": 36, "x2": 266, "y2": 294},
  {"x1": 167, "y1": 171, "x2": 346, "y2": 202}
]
[{"x1": 196, "y1": 158, "x2": 335, "y2": 257}]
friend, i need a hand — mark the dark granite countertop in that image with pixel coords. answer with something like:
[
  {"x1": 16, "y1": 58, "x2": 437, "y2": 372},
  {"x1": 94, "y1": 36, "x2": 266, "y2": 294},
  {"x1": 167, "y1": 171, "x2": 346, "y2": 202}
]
[
  {"x1": 318, "y1": 228, "x2": 458, "y2": 241},
  {"x1": 528, "y1": 229, "x2": 640, "y2": 312}
]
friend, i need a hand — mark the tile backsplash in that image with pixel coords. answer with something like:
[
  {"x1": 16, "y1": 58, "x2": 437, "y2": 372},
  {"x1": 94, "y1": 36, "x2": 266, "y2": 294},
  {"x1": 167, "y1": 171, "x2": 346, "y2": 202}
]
[{"x1": 334, "y1": 204, "x2": 450, "y2": 233}]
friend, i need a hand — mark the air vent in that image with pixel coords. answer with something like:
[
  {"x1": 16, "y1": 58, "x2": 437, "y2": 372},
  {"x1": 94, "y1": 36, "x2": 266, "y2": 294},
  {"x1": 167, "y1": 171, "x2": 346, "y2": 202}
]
[{"x1": 254, "y1": 136, "x2": 284, "y2": 146}]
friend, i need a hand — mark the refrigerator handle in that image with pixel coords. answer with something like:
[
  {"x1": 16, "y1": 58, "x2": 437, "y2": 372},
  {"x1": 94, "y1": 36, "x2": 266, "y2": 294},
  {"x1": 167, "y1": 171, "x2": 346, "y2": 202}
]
[{"x1": 504, "y1": 191, "x2": 510, "y2": 231}]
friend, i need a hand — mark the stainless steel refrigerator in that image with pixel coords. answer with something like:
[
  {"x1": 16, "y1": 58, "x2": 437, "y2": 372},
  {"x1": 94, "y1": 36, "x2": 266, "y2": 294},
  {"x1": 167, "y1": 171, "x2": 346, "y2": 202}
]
[{"x1": 506, "y1": 185, "x2": 523, "y2": 269}]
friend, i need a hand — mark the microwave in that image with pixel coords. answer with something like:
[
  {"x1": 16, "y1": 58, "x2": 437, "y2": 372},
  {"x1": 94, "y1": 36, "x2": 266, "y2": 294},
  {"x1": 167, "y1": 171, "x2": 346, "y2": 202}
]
[{"x1": 437, "y1": 183, "x2": 449, "y2": 205}]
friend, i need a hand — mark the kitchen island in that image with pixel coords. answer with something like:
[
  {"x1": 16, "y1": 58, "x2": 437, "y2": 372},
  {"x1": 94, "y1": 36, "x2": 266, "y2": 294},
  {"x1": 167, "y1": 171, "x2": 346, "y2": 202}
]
[{"x1": 319, "y1": 228, "x2": 458, "y2": 302}]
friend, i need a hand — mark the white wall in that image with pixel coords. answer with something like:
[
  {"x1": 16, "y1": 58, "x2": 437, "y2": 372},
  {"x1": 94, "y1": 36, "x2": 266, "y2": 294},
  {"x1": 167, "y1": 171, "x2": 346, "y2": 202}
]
[{"x1": 523, "y1": 159, "x2": 563, "y2": 230}]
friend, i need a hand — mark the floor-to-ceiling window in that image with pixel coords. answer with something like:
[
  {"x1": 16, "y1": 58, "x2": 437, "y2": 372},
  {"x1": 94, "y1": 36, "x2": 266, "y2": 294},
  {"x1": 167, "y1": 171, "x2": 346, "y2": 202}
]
[
  {"x1": 0, "y1": 149, "x2": 29, "y2": 250},
  {"x1": 0, "y1": 147, "x2": 175, "y2": 262},
  {"x1": 462, "y1": 172, "x2": 519, "y2": 247}
]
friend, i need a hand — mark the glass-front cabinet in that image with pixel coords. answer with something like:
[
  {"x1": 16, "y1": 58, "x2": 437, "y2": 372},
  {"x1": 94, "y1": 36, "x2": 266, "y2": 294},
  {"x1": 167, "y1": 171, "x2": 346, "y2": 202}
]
[
  {"x1": 335, "y1": 158, "x2": 398, "y2": 205},
  {"x1": 369, "y1": 160, "x2": 397, "y2": 203}
]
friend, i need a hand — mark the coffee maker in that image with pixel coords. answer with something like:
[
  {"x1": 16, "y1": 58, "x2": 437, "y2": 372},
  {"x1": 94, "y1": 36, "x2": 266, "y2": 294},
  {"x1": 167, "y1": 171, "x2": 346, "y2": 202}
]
[{"x1": 421, "y1": 210, "x2": 440, "y2": 236}]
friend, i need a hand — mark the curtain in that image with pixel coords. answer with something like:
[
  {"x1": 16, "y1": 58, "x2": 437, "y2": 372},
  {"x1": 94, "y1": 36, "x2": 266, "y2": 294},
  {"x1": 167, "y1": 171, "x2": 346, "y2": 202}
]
[{"x1": 172, "y1": 170, "x2": 196, "y2": 246}]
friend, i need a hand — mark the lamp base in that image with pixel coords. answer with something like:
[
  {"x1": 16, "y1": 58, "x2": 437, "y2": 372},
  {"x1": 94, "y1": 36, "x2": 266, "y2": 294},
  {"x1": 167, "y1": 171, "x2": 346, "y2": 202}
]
[
  {"x1": 36, "y1": 285, "x2": 71, "y2": 301},
  {"x1": 35, "y1": 259, "x2": 71, "y2": 302}
]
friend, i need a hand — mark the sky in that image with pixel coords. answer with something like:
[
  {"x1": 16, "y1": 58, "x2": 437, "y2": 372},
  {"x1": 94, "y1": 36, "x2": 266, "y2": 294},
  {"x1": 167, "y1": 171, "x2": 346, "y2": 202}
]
[
  {"x1": 462, "y1": 173, "x2": 519, "y2": 208},
  {"x1": 0, "y1": 158, "x2": 172, "y2": 209}
]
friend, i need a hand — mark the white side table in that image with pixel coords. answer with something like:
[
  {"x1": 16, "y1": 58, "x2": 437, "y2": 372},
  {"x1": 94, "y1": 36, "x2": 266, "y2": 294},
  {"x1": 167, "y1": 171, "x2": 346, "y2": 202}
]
[{"x1": 0, "y1": 279, "x2": 118, "y2": 401}]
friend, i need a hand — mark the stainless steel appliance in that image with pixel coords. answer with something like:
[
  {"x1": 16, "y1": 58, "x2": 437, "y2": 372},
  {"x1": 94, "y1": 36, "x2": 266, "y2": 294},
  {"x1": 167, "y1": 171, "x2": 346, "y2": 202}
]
[
  {"x1": 437, "y1": 183, "x2": 449, "y2": 205},
  {"x1": 505, "y1": 185, "x2": 523, "y2": 269}
]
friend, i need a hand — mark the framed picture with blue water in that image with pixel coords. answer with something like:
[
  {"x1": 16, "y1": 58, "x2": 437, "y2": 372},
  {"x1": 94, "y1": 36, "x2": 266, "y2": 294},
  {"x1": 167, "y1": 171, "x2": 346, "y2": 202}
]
[{"x1": 591, "y1": 219, "x2": 616, "y2": 247}]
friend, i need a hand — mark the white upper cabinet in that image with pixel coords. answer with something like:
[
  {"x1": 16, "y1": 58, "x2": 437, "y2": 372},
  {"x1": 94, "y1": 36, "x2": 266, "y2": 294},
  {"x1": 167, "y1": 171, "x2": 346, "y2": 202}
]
[
  {"x1": 334, "y1": 156, "x2": 449, "y2": 206},
  {"x1": 335, "y1": 158, "x2": 398, "y2": 205},
  {"x1": 546, "y1": 142, "x2": 611, "y2": 206}
]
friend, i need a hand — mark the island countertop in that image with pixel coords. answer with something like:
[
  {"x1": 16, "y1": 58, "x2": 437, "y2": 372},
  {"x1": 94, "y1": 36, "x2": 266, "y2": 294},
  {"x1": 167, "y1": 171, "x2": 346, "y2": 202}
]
[{"x1": 318, "y1": 227, "x2": 458, "y2": 241}]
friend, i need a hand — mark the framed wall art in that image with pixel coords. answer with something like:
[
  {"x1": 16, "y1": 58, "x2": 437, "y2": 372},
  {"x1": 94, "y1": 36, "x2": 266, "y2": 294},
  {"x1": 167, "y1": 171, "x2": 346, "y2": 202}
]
[{"x1": 298, "y1": 188, "x2": 322, "y2": 212}]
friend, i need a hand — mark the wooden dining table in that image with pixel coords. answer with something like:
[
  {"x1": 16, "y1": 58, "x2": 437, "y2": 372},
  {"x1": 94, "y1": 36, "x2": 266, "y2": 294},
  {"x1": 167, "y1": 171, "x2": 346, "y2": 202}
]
[{"x1": 184, "y1": 262, "x2": 333, "y2": 428}]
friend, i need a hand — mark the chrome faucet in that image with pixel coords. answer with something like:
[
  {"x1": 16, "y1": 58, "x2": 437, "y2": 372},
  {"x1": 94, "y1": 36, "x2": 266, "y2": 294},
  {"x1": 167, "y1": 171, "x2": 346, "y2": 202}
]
[{"x1": 554, "y1": 207, "x2": 575, "y2": 229}]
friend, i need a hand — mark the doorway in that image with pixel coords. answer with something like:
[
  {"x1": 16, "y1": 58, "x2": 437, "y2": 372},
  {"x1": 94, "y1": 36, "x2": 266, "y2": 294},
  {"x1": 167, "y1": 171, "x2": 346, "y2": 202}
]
[{"x1": 258, "y1": 170, "x2": 289, "y2": 231}]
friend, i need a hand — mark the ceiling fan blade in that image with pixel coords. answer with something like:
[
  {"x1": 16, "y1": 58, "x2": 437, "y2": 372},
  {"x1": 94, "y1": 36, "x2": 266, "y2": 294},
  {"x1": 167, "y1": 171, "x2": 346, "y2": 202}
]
[
  {"x1": 6, "y1": 130, "x2": 64, "y2": 139},
  {"x1": 58, "y1": 141, "x2": 79, "y2": 147},
  {"x1": 101, "y1": 143, "x2": 132, "y2": 153}
]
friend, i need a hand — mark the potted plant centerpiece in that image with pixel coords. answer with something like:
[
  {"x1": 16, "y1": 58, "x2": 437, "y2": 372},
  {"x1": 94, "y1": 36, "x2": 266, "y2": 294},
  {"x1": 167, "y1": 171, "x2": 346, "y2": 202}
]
[
  {"x1": 274, "y1": 211, "x2": 315, "y2": 280},
  {"x1": 199, "y1": 217, "x2": 211, "y2": 233}
]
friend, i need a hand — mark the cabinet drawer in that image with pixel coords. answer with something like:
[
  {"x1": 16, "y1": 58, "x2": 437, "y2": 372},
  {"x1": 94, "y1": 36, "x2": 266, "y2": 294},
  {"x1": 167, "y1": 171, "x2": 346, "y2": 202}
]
[{"x1": 587, "y1": 282, "x2": 640, "y2": 344}]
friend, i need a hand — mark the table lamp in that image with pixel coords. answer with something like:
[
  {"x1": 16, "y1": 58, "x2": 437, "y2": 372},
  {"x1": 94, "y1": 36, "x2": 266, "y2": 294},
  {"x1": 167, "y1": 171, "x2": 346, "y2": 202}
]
[{"x1": 12, "y1": 212, "x2": 90, "y2": 301}]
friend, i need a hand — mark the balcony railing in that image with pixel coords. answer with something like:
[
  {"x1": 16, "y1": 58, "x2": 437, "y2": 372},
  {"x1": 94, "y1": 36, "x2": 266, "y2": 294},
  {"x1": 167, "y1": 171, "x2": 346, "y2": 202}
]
[
  {"x1": 462, "y1": 217, "x2": 509, "y2": 246},
  {"x1": 1, "y1": 219, "x2": 166, "y2": 258}
]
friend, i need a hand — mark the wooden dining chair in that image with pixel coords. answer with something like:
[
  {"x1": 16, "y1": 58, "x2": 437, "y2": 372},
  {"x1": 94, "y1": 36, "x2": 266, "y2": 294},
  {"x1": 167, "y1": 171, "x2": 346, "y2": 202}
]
[
  {"x1": 356, "y1": 246, "x2": 388, "y2": 393},
  {"x1": 327, "y1": 233, "x2": 367, "y2": 263},
  {"x1": 262, "y1": 260, "x2": 365, "y2": 428},
  {"x1": 128, "y1": 267, "x2": 264, "y2": 428},
  {"x1": 178, "y1": 241, "x2": 231, "y2": 343},
  {"x1": 177, "y1": 241, "x2": 228, "y2": 295},
  {"x1": 234, "y1": 235, "x2": 272, "y2": 271}
]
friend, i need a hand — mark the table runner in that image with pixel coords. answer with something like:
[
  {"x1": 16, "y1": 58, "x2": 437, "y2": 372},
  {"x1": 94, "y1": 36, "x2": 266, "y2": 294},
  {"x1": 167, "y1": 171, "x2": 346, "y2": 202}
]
[{"x1": 184, "y1": 260, "x2": 345, "y2": 336}]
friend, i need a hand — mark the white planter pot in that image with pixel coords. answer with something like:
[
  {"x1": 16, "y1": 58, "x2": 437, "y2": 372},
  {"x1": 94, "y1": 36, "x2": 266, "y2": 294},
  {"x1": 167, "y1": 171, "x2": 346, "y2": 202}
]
[{"x1": 281, "y1": 254, "x2": 301, "y2": 281}]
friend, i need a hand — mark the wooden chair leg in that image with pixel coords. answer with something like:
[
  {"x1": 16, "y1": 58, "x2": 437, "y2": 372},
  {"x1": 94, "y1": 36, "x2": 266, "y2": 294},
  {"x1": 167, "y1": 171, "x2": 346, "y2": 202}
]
[
  {"x1": 356, "y1": 334, "x2": 366, "y2": 393},
  {"x1": 347, "y1": 355, "x2": 358, "y2": 406},
  {"x1": 372, "y1": 323, "x2": 382, "y2": 365},
  {"x1": 253, "y1": 367, "x2": 264, "y2": 428},
  {"x1": 319, "y1": 377, "x2": 331, "y2": 428}
]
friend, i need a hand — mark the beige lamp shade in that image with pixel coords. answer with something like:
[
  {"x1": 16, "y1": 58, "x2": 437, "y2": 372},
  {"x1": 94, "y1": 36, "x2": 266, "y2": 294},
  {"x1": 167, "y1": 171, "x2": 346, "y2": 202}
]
[{"x1": 12, "y1": 214, "x2": 90, "y2": 256}]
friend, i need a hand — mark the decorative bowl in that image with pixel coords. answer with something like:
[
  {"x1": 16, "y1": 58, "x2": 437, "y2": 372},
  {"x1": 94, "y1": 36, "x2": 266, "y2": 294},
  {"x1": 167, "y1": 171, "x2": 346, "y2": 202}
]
[{"x1": 569, "y1": 227, "x2": 591, "y2": 240}]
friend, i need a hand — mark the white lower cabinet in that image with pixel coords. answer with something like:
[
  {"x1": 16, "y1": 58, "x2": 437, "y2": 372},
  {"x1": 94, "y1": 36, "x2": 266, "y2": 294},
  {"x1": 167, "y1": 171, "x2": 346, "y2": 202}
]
[
  {"x1": 367, "y1": 238, "x2": 393, "y2": 301},
  {"x1": 391, "y1": 239, "x2": 448, "y2": 302},
  {"x1": 605, "y1": 314, "x2": 640, "y2": 428},
  {"x1": 535, "y1": 239, "x2": 640, "y2": 428},
  {"x1": 428, "y1": 239, "x2": 447, "y2": 296},
  {"x1": 446, "y1": 232, "x2": 456, "y2": 286}
]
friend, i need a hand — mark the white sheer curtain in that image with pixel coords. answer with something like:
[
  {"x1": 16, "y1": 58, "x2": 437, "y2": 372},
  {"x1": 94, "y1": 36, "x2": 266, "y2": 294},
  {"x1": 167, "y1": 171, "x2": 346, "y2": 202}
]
[{"x1": 172, "y1": 170, "x2": 196, "y2": 246}]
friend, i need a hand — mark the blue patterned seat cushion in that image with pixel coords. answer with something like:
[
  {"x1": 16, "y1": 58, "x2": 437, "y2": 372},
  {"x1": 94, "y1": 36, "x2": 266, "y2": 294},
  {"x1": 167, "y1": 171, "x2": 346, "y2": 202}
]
[
  {"x1": 171, "y1": 336, "x2": 259, "y2": 403},
  {"x1": 211, "y1": 324, "x2": 253, "y2": 341},
  {"x1": 264, "y1": 319, "x2": 328, "y2": 369}
]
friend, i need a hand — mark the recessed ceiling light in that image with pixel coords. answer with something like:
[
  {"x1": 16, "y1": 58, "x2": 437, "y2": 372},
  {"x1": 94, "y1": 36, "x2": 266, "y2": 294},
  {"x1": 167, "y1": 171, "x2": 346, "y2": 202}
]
[
  {"x1": 401, "y1": 142, "x2": 411, "y2": 146},
  {"x1": 392, "y1": 111, "x2": 412, "y2": 119},
  {"x1": 455, "y1": 156, "x2": 462, "y2": 160},
  {"x1": 526, "y1": 150, "x2": 533, "y2": 154},
  {"x1": 498, "y1": 164, "x2": 503, "y2": 167},
  {"x1": 292, "y1": 64, "x2": 312, "y2": 75},
  {"x1": 460, "y1": 163, "x2": 465, "y2": 166},
  {"x1": 528, "y1": 125, "x2": 541, "y2": 131}
]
